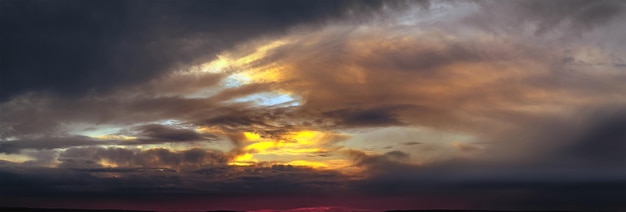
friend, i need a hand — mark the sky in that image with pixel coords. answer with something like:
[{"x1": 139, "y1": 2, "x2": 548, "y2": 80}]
[{"x1": 0, "y1": 0, "x2": 625, "y2": 211}]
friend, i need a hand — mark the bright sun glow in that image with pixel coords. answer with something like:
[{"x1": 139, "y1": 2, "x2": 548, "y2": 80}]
[
  {"x1": 228, "y1": 153, "x2": 257, "y2": 166},
  {"x1": 228, "y1": 130, "x2": 345, "y2": 169}
]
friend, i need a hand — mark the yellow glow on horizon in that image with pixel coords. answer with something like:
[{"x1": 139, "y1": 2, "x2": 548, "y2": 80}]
[
  {"x1": 282, "y1": 159, "x2": 353, "y2": 170},
  {"x1": 227, "y1": 130, "x2": 349, "y2": 169}
]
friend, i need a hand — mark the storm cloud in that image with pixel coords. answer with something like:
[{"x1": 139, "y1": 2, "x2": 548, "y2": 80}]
[{"x1": 0, "y1": 0, "x2": 422, "y2": 101}]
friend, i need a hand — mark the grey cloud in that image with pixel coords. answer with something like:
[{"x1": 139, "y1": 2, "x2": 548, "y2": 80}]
[
  {"x1": 469, "y1": 0, "x2": 625, "y2": 34},
  {"x1": 21, "y1": 150, "x2": 58, "y2": 167},
  {"x1": 347, "y1": 150, "x2": 413, "y2": 175},
  {"x1": 58, "y1": 147, "x2": 229, "y2": 169},
  {"x1": 0, "y1": 93, "x2": 231, "y2": 138},
  {"x1": 0, "y1": 95, "x2": 199, "y2": 138},
  {"x1": 472, "y1": 107, "x2": 626, "y2": 171},
  {"x1": 0, "y1": 123, "x2": 217, "y2": 153},
  {"x1": 355, "y1": 41, "x2": 493, "y2": 74},
  {"x1": 0, "y1": 136, "x2": 108, "y2": 154}
]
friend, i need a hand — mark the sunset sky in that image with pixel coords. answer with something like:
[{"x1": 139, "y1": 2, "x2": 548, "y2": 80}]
[{"x1": 1, "y1": 0, "x2": 625, "y2": 211}]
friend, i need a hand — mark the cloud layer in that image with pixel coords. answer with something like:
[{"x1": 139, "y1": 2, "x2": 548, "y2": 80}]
[{"x1": 1, "y1": 0, "x2": 625, "y2": 210}]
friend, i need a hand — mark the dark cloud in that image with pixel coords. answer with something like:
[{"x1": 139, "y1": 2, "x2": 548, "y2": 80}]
[
  {"x1": 350, "y1": 173, "x2": 625, "y2": 210},
  {"x1": 131, "y1": 124, "x2": 215, "y2": 142},
  {"x1": 549, "y1": 110, "x2": 626, "y2": 167},
  {"x1": 470, "y1": 107, "x2": 626, "y2": 172},
  {"x1": 0, "y1": 160, "x2": 348, "y2": 206},
  {"x1": 339, "y1": 149, "x2": 626, "y2": 210},
  {"x1": 0, "y1": 0, "x2": 419, "y2": 102},
  {"x1": 322, "y1": 107, "x2": 405, "y2": 127}
]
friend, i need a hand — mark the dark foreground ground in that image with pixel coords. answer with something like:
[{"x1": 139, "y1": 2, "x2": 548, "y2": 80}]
[{"x1": 0, "y1": 208, "x2": 616, "y2": 212}]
